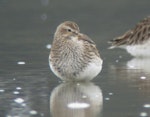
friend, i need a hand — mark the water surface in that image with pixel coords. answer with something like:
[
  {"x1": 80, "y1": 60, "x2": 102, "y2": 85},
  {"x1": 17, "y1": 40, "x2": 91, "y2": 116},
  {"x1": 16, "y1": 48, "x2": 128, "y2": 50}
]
[{"x1": 0, "y1": 0, "x2": 150, "y2": 117}]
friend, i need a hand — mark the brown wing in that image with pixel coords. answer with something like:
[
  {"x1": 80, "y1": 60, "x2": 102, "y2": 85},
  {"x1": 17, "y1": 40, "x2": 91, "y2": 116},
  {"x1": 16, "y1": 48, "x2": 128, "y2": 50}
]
[
  {"x1": 78, "y1": 33, "x2": 96, "y2": 45},
  {"x1": 109, "y1": 16, "x2": 150, "y2": 48},
  {"x1": 78, "y1": 33, "x2": 100, "y2": 57}
]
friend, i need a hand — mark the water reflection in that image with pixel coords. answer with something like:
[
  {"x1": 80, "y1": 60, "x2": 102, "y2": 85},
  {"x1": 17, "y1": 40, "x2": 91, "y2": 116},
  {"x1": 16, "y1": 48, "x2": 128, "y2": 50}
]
[
  {"x1": 127, "y1": 58, "x2": 150, "y2": 73},
  {"x1": 110, "y1": 57, "x2": 150, "y2": 98},
  {"x1": 108, "y1": 58, "x2": 150, "y2": 116},
  {"x1": 50, "y1": 82, "x2": 103, "y2": 117},
  {"x1": 6, "y1": 97, "x2": 32, "y2": 117},
  {"x1": 126, "y1": 58, "x2": 150, "y2": 96}
]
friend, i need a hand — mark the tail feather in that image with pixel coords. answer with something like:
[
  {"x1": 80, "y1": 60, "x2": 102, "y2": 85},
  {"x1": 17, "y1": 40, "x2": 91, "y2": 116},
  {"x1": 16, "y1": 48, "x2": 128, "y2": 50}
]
[{"x1": 108, "y1": 30, "x2": 132, "y2": 49}]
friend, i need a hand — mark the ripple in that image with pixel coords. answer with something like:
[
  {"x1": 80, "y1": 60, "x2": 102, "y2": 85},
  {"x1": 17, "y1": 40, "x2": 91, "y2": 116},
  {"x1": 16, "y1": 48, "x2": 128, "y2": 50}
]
[
  {"x1": 29, "y1": 110, "x2": 38, "y2": 115},
  {"x1": 14, "y1": 98, "x2": 24, "y2": 104},
  {"x1": 140, "y1": 112, "x2": 148, "y2": 117},
  {"x1": 17, "y1": 61, "x2": 25, "y2": 65},
  {"x1": 46, "y1": 44, "x2": 51, "y2": 49},
  {"x1": 143, "y1": 104, "x2": 150, "y2": 108}
]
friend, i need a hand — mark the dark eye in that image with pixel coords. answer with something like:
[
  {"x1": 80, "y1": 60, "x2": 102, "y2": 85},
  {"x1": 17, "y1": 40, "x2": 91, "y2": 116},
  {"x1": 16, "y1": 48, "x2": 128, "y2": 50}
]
[{"x1": 67, "y1": 29, "x2": 72, "y2": 32}]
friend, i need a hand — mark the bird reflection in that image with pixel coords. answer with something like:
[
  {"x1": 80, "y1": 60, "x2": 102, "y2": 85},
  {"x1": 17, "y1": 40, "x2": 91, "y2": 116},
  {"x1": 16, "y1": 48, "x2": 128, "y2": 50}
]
[
  {"x1": 50, "y1": 82, "x2": 103, "y2": 117},
  {"x1": 127, "y1": 57, "x2": 150, "y2": 73},
  {"x1": 110, "y1": 57, "x2": 150, "y2": 97}
]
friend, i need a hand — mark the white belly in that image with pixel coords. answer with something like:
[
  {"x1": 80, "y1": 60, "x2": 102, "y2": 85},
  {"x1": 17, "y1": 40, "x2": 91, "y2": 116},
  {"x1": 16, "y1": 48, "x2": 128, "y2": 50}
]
[
  {"x1": 126, "y1": 40, "x2": 150, "y2": 57},
  {"x1": 49, "y1": 57, "x2": 103, "y2": 81},
  {"x1": 76, "y1": 58, "x2": 103, "y2": 81}
]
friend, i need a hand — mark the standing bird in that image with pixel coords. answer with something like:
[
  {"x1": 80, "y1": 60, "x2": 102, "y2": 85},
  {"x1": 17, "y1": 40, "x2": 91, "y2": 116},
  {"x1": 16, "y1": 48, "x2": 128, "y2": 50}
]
[
  {"x1": 109, "y1": 16, "x2": 150, "y2": 57},
  {"x1": 49, "y1": 21, "x2": 103, "y2": 81}
]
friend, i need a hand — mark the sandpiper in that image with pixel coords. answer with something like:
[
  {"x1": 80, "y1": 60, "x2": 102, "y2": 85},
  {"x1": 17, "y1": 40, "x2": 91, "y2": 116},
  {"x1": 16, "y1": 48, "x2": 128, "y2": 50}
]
[
  {"x1": 109, "y1": 16, "x2": 150, "y2": 57},
  {"x1": 49, "y1": 21, "x2": 103, "y2": 81}
]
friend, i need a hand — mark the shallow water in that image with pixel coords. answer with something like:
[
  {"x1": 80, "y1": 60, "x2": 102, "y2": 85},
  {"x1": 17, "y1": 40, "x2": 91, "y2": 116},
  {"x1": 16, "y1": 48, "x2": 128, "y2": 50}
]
[{"x1": 1, "y1": 0, "x2": 150, "y2": 117}]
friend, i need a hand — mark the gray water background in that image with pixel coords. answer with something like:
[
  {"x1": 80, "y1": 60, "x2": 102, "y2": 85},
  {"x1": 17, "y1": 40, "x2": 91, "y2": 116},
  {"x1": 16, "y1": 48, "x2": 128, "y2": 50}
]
[{"x1": 0, "y1": 0, "x2": 150, "y2": 117}]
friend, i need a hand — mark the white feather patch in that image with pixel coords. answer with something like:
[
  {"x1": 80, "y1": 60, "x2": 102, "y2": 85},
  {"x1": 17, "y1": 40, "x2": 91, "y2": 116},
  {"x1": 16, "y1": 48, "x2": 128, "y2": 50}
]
[{"x1": 126, "y1": 39, "x2": 150, "y2": 57}]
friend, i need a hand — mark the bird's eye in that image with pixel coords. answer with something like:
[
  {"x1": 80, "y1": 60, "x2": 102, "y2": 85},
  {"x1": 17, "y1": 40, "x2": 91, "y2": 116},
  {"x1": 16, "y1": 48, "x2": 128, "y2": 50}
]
[{"x1": 67, "y1": 29, "x2": 72, "y2": 32}]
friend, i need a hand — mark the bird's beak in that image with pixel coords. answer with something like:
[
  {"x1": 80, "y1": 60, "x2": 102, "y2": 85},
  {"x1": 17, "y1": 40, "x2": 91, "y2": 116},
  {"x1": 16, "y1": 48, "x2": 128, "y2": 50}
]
[{"x1": 73, "y1": 31, "x2": 79, "y2": 35}]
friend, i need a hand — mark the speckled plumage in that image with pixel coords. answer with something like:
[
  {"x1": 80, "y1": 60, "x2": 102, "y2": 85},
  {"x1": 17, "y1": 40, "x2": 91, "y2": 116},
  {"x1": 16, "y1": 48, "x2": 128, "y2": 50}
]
[
  {"x1": 49, "y1": 21, "x2": 103, "y2": 81},
  {"x1": 109, "y1": 17, "x2": 150, "y2": 57}
]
